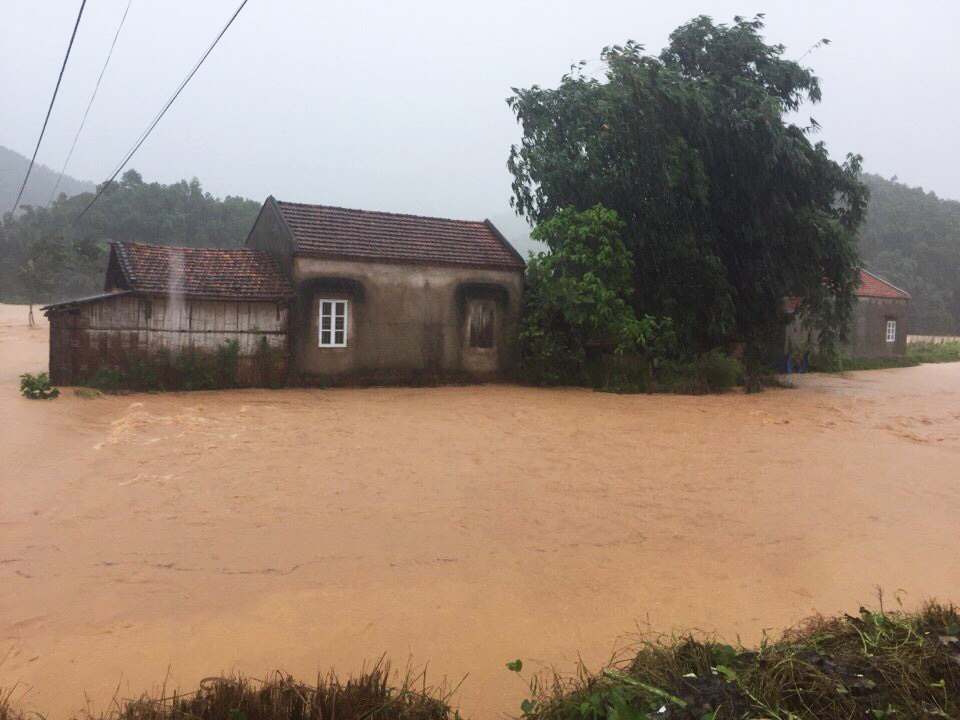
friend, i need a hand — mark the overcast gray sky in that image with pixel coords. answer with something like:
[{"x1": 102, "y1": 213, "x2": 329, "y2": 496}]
[{"x1": 3, "y1": 0, "x2": 959, "y2": 241}]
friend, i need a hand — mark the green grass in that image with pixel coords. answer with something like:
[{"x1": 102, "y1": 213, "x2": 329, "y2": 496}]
[
  {"x1": 836, "y1": 356, "x2": 919, "y2": 371},
  {"x1": 809, "y1": 354, "x2": 918, "y2": 372},
  {"x1": 907, "y1": 341, "x2": 960, "y2": 364},
  {"x1": 516, "y1": 599, "x2": 960, "y2": 720}
]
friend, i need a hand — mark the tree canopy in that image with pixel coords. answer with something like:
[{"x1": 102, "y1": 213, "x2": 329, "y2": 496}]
[
  {"x1": 518, "y1": 205, "x2": 671, "y2": 384},
  {"x1": 0, "y1": 169, "x2": 260, "y2": 304},
  {"x1": 507, "y1": 15, "x2": 868, "y2": 359}
]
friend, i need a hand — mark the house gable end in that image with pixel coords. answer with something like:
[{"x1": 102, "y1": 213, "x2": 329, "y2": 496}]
[
  {"x1": 104, "y1": 243, "x2": 131, "y2": 292},
  {"x1": 245, "y1": 196, "x2": 296, "y2": 278}
]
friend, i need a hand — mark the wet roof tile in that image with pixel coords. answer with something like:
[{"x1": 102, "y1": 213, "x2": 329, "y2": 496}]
[
  {"x1": 274, "y1": 200, "x2": 525, "y2": 269},
  {"x1": 112, "y1": 242, "x2": 293, "y2": 301}
]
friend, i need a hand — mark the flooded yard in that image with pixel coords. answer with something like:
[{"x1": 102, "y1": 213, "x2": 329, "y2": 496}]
[{"x1": 2, "y1": 304, "x2": 959, "y2": 718}]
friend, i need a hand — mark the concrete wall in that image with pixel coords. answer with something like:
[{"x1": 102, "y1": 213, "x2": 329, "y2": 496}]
[
  {"x1": 843, "y1": 296, "x2": 908, "y2": 358},
  {"x1": 289, "y1": 256, "x2": 523, "y2": 383},
  {"x1": 47, "y1": 293, "x2": 288, "y2": 385},
  {"x1": 785, "y1": 296, "x2": 909, "y2": 358}
]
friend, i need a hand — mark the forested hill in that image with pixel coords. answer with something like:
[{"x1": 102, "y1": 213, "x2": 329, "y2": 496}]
[
  {"x1": 2, "y1": 153, "x2": 959, "y2": 335},
  {"x1": 0, "y1": 144, "x2": 95, "y2": 212},
  {"x1": 0, "y1": 168, "x2": 261, "y2": 304},
  {"x1": 858, "y1": 174, "x2": 960, "y2": 335}
]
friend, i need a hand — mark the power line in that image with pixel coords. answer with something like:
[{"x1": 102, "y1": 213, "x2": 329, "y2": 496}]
[
  {"x1": 47, "y1": 0, "x2": 134, "y2": 208},
  {"x1": 73, "y1": 0, "x2": 250, "y2": 224},
  {"x1": 8, "y1": 0, "x2": 88, "y2": 217}
]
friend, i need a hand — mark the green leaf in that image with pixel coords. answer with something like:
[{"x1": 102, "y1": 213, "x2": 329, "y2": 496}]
[
  {"x1": 601, "y1": 669, "x2": 687, "y2": 708},
  {"x1": 520, "y1": 698, "x2": 537, "y2": 714},
  {"x1": 714, "y1": 665, "x2": 738, "y2": 681},
  {"x1": 710, "y1": 643, "x2": 737, "y2": 666},
  {"x1": 506, "y1": 659, "x2": 523, "y2": 672}
]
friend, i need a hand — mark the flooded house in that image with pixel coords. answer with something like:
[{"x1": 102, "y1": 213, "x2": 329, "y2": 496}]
[
  {"x1": 785, "y1": 268, "x2": 911, "y2": 360},
  {"x1": 245, "y1": 198, "x2": 526, "y2": 384},
  {"x1": 43, "y1": 242, "x2": 294, "y2": 385},
  {"x1": 43, "y1": 198, "x2": 525, "y2": 386}
]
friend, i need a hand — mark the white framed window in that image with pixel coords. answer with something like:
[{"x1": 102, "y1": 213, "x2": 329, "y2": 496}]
[
  {"x1": 319, "y1": 299, "x2": 348, "y2": 347},
  {"x1": 885, "y1": 319, "x2": 897, "y2": 343}
]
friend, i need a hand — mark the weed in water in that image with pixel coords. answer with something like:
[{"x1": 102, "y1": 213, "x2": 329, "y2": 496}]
[{"x1": 19, "y1": 372, "x2": 59, "y2": 399}]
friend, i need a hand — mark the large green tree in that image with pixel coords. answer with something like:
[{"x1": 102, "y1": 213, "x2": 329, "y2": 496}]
[{"x1": 507, "y1": 15, "x2": 867, "y2": 361}]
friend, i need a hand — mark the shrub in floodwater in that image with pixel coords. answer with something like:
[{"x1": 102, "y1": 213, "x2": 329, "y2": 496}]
[
  {"x1": 657, "y1": 350, "x2": 744, "y2": 394},
  {"x1": 123, "y1": 351, "x2": 160, "y2": 391},
  {"x1": 18, "y1": 372, "x2": 59, "y2": 399},
  {"x1": 513, "y1": 599, "x2": 960, "y2": 720},
  {"x1": 810, "y1": 353, "x2": 918, "y2": 372},
  {"x1": 175, "y1": 348, "x2": 216, "y2": 391},
  {"x1": 81, "y1": 340, "x2": 253, "y2": 393},
  {"x1": 84, "y1": 365, "x2": 126, "y2": 393},
  {"x1": 214, "y1": 338, "x2": 241, "y2": 388}
]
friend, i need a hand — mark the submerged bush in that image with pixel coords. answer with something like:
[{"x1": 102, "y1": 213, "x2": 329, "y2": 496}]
[
  {"x1": 516, "y1": 600, "x2": 960, "y2": 720},
  {"x1": 658, "y1": 350, "x2": 744, "y2": 395},
  {"x1": 19, "y1": 372, "x2": 59, "y2": 399},
  {"x1": 215, "y1": 338, "x2": 241, "y2": 388},
  {"x1": 586, "y1": 350, "x2": 744, "y2": 395},
  {"x1": 810, "y1": 353, "x2": 919, "y2": 372},
  {"x1": 81, "y1": 338, "x2": 275, "y2": 393}
]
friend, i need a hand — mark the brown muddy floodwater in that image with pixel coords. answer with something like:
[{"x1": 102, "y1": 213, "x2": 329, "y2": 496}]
[{"x1": 2, "y1": 303, "x2": 959, "y2": 717}]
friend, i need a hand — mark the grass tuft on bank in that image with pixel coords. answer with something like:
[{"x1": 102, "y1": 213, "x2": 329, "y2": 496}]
[
  {"x1": 0, "y1": 661, "x2": 459, "y2": 720},
  {"x1": 516, "y1": 600, "x2": 960, "y2": 720},
  {"x1": 4, "y1": 604, "x2": 959, "y2": 719}
]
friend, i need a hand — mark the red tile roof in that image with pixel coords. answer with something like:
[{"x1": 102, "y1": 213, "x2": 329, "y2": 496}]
[
  {"x1": 110, "y1": 242, "x2": 293, "y2": 301},
  {"x1": 856, "y1": 269, "x2": 911, "y2": 300},
  {"x1": 273, "y1": 199, "x2": 525, "y2": 269}
]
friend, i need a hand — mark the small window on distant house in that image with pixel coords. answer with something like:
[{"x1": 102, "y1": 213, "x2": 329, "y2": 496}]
[
  {"x1": 468, "y1": 301, "x2": 495, "y2": 349},
  {"x1": 319, "y1": 299, "x2": 348, "y2": 347},
  {"x1": 886, "y1": 319, "x2": 897, "y2": 343}
]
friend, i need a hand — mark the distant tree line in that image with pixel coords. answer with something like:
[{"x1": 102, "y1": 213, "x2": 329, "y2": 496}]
[
  {"x1": 858, "y1": 173, "x2": 960, "y2": 335},
  {"x1": 0, "y1": 169, "x2": 260, "y2": 305}
]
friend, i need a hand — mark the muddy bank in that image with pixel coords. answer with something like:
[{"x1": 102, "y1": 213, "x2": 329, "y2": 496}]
[{"x1": 2, "y1": 304, "x2": 960, "y2": 717}]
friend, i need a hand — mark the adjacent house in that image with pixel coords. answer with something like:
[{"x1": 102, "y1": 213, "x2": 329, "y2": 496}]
[
  {"x1": 43, "y1": 242, "x2": 294, "y2": 385},
  {"x1": 43, "y1": 198, "x2": 525, "y2": 386},
  {"x1": 785, "y1": 268, "x2": 911, "y2": 360},
  {"x1": 245, "y1": 198, "x2": 526, "y2": 384}
]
